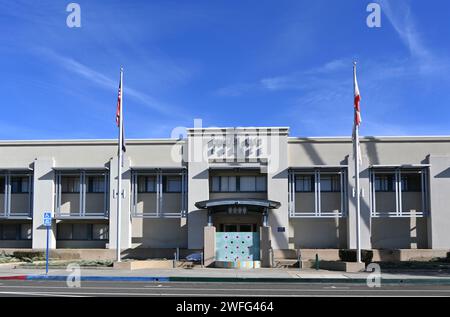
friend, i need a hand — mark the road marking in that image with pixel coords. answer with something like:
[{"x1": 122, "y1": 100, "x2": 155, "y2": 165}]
[
  {"x1": 0, "y1": 284, "x2": 450, "y2": 294},
  {"x1": 0, "y1": 291, "x2": 85, "y2": 297},
  {"x1": 0, "y1": 291, "x2": 447, "y2": 297}
]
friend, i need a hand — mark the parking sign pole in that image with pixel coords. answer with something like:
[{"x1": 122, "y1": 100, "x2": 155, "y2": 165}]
[
  {"x1": 45, "y1": 225, "x2": 49, "y2": 275},
  {"x1": 43, "y1": 212, "x2": 52, "y2": 275}
]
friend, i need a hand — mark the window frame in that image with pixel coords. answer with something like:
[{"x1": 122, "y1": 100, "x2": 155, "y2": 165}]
[
  {"x1": 56, "y1": 223, "x2": 109, "y2": 241},
  {"x1": 210, "y1": 175, "x2": 267, "y2": 193}
]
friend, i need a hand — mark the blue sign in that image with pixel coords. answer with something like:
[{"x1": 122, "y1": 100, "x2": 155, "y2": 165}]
[{"x1": 43, "y1": 212, "x2": 52, "y2": 227}]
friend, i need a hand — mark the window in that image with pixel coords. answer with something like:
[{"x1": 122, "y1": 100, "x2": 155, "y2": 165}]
[
  {"x1": 320, "y1": 175, "x2": 341, "y2": 192},
  {"x1": 20, "y1": 224, "x2": 32, "y2": 240},
  {"x1": 0, "y1": 224, "x2": 32, "y2": 240},
  {"x1": 295, "y1": 176, "x2": 313, "y2": 192},
  {"x1": 0, "y1": 177, "x2": 4, "y2": 194},
  {"x1": 211, "y1": 176, "x2": 237, "y2": 192},
  {"x1": 92, "y1": 224, "x2": 109, "y2": 240},
  {"x1": 211, "y1": 177, "x2": 220, "y2": 192},
  {"x1": 87, "y1": 176, "x2": 105, "y2": 193},
  {"x1": 240, "y1": 176, "x2": 256, "y2": 191},
  {"x1": 210, "y1": 176, "x2": 266, "y2": 192},
  {"x1": 404, "y1": 174, "x2": 421, "y2": 192},
  {"x1": 138, "y1": 176, "x2": 156, "y2": 193},
  {"x1": 11, "y1": 177, "x2": 29, "y2": 193},
  {"x1": 57, "y1": 223, "x2": 109, "y2": 240},
  {"x1": 374, "y1": 174, "x2": 418, "y2": 192},
  {"x1": 255, "y1": 176, "x2": 267, "y2": 191},
  {"x1": 1, "y1": 224, "x2": 17, "y2": 240},
  {"x1": 165, "y1": 177, "x2": 182, "y2": 193},
  {"x1": 295, "y1": 175, "x2": 340, "y2": 192},
  {"x1": 61, "y1": 176, "x2": 80, "y2": 193},
  {"x1": 375, "y1": 175, "x2": 390, "y2": 192}
]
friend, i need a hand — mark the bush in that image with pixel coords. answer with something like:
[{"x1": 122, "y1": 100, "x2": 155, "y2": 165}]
[
  {"x1": 13, "y1": 251, "x2": 45, "y2": 261},
  {"x1": 339, "y1": 249, "x2": 373, "y2": 264}
]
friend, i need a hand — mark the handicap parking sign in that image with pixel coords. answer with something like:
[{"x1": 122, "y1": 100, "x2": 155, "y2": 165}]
[{"x1": 43, "y1": 212, "x2": 52, "y2": 227}]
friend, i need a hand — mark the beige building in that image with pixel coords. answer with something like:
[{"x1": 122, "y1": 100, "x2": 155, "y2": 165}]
[{"x1": 0, "y1": 127, "x2": 449, "y2": 264}]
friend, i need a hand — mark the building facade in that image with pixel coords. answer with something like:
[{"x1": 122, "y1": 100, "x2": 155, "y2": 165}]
[{"x1": 1, "y1": 127, "x2": 450, "y2": 260}]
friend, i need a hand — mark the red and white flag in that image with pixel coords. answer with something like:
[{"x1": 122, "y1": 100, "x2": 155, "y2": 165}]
[
  {"x1": 354, "y1": 64, "x2": 362, "y2": 126},
  {"x1": 352, "y1": 63, "x2": 362, "y2": 164}
]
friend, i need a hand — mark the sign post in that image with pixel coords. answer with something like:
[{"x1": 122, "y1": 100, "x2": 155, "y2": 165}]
[{"x1": 43, "y1": 212, "x2": 52, "y2": 275}]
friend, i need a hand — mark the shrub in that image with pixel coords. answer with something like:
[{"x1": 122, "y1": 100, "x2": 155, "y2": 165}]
[
  {"x1": 339, "y1": 249, "x2": 373, "y2": 264},
  {"x1": 13, "y1": 251, "x2": 45, "y2": 261}
]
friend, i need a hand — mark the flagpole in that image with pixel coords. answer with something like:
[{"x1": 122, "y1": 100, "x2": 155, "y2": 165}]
[
  {"x1": 116, "y1": 67, "x2": 123, "y2": 263},
  {"x1": 353, "y1": 62, "x2": 362, "y2": 263}
]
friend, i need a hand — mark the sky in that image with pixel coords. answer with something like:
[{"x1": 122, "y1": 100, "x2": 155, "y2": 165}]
[{"x1": 0, "y1": 0, "x2": 449, "y2": 140}]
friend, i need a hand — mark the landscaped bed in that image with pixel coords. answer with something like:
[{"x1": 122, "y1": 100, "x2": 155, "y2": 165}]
[
  {"x1": 377, "y1": 258, "x2": 450, "y2": 271},
  {"x1": 18, "y1": 259, "x2": 114, "y2": 268}
]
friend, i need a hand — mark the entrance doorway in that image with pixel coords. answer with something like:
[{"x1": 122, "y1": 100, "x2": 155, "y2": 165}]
[{"x1": 221, "y1": 223, "x2": 257, "y2": 232}]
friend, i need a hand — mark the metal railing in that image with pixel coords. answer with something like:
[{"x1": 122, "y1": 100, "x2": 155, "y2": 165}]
[
  {"x1": 288, "y1": 167, "x2": 348, "y2": 218},
  {"x1": 54, "y1": 170, "x2": 109, "y2": 219},
  {"x1": 0, "y1": 171, "x2": 33, "y2": 219},
  {"x1": 131, "y1": 168, "x2": 187, "y2": 218},
  {"x1": 369, "y1": 167, "x2": 429, "y2": 218}
]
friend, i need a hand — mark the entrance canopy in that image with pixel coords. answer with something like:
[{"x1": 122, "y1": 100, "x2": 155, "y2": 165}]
[{"x1": 195, "y1": 198, "x2": 280, "y2": 214}]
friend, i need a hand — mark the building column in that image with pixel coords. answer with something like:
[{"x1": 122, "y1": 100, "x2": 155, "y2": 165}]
[
  {"x1": 108, "y1": 156, "x2": 132, "y2": 251},
  {"x1": 32, "y1": 158, "x2": 56, "y2": 250},
  {"x1": 203, "y1": 226, "x2": 216, "y2": 267},
  {"x1": 428, "y1": 155, "x2": 450, "y2": 249},
  {"x1": 266, "y1": 133, "x2": 289, "y2": 250},
  {"x1": 260, "y1": 226, "x2": 272, "y2": 267},
  {"x1": 187, "y1": 161, "x2": 209, "y2": 249},
  {"x1": 347, "y1": 155, "x2": 371, "y2": 249}
]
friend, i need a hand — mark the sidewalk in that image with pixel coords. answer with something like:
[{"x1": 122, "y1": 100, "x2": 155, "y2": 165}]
[{"x1": 1, "y1": 266, "x2": 450, "y2": 284}]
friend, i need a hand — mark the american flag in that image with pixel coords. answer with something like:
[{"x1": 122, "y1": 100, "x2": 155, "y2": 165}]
[{"x1": 116, "y1": 76, "x2": 122, "y2": 127}]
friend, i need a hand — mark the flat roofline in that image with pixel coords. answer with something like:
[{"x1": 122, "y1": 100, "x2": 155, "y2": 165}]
[
  {"x1": 188, "y1": 127, "x2": 290, "y2": 136},
  {"x1": 53, "y1": 167, "x2": 109, "y2": 171},
  {"x1": 130, "y1": 166, "x2": 186, "y2": 171},
  {"x1": 188, "y1": 126, "x2": 290, "y2": 130},
  {"x1": 289, "y1": 135, "x2": 450, "y2": 143},
  {"x1": 0, "y1": 138, "x2": 184, "y2": 146}
]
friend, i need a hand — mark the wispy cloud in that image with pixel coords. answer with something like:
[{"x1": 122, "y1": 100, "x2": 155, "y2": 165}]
[
  {"x1": 378, "y1": 0, "x2": 450, "y2": 75},
  {"x1": 217, "y1": 58, "x2": 350, "y2": 95},
  {"x1": 35, "y1": 47, "x2": 184, "y2": 118},
  {"x1": 379, "y1": 0, "x2": 429, "y2": 60}
]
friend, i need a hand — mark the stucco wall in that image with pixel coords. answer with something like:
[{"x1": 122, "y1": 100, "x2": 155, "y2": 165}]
[
  {"x1": 371, "y1": 217, "x2": 428, "y2": 249},
  {"x1": 289, "y1": 218, "x2": 347, "y2": 249},
  {"x1": 131, "y1": 218, "x2": 187, "y2": 248}
]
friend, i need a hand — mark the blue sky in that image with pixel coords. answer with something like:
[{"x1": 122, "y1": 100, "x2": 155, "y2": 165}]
[{"x1": 1, "y1": 0, "x2": 449, "y2": 139}]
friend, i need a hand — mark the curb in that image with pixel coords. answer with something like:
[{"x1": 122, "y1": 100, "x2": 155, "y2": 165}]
[
  {"x1": 1, "y1": 275, "x2": 450, "y2": 284},
  {"x1": 0, "y1": 275, "x2": 169, "y2": 282}
]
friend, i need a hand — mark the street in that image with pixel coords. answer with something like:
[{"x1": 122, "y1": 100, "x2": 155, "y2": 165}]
[{"x1": 0, "y1": 280, "x2": 449, "y2": 297}]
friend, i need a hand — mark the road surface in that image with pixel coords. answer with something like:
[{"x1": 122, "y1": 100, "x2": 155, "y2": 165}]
[{"x1": 0, "y1": 280, "x2": 449, "y2": 297}]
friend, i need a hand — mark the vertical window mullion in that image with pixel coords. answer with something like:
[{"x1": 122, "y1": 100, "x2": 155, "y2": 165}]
[
  {"x1": 371, "y1": 169, "x2": 376, "y2": 217},
  {"x1": 28, "y1": 174, "x2": 32, "y2": 217},
  {"x1": 288, "y1": 171, "x2": 291, "y2": 215},
  {"x1": 394, "y1": 170, "x2": 399, "y2": 216},
  {"x1": 314, "y1": 170, "x2": 318, "y2": 216},
  {"x1": 7, "y1": 173, "x2": 11, "y2": 217},
  {"x1": 340, "y1": 170, "x2": 343, "y2": 216},
  {"x1": 104, "y1": 173, "x2": 108, "y2": 217},
  {"x1": 156, "y1": 173, "x2": 159, "y2": 216},
  {"x1": 420, "y1": 169, "x2": 425, "y2": 215}
]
